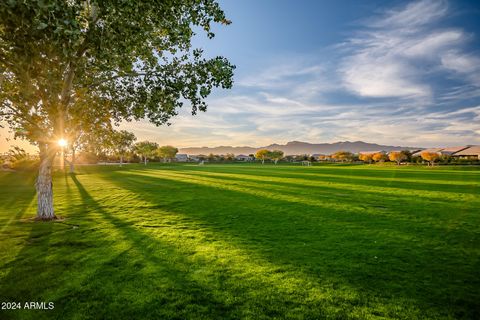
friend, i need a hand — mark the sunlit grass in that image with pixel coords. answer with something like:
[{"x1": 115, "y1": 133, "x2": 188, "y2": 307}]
[{"x1": 0, "y1": 163, "x2": 479, "y2": 319}]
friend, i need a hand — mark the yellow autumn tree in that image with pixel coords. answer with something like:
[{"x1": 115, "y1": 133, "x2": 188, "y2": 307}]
[
  {"x1": 255, "y1": 149, "x2": 270, "y2": 164},
  {"x1": 388, "y1": 151, "x2": 406, "y2": 165},
  {"x1": 359, "y1": 153, "x2": 373, "y2": 164},
  {"x1": 372, "y1": 152, "x2": 387, "y2": 162},
  {"x1": 421, "y1": 152, "x2": 440, "y2": 166},
  {"x1": 331, "y1": 151, "x2": 353, "y2": 162}
]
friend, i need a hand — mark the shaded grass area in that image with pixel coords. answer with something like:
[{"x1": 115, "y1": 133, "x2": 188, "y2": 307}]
[{"x1": 0, "y1": 163, "x2": 479, "y2": 319}]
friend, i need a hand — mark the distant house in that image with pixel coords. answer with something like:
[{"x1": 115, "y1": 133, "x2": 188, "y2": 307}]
[
  {"x1": 235, "y1": 154, "x2": 253, "y2": 161},
  {"x1": 440, "y1": 146, "x2": 469, "y2": 155},
  {"x1": 283, "y1": 155, "x2": 296, "y2": 162},
  {"x1": 451, "y1": 146, "x2": 480, "y2": 159},
  {"x1": 311, "y1": 154, "x2": 326, "y2": 160},
  {"x1": 412, "y1": 146, "x2": 469, "y2": 157},
  {"x1": 386, "y1": 149, "x2": 422, "y2": 156},
  {"x1": 188, "y1": 155, "x2": 200, "y2": 162},
  {"x1": 175, "y1": 154, "x2": 189, "y2": 162},
  {"x1": 406, "y1": 149, "x2": 422, "y2": 155},
  {"x1": 312, "y1": 153, "x2": 335, "y2": 161}
]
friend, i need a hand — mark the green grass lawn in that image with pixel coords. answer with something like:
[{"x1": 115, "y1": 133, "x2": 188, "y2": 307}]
[{"x1": 0, "y1": 163, "x2": 479, "y2": 319}]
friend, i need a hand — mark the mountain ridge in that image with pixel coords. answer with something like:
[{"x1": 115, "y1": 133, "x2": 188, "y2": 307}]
[{"x1": 179, "y1": 141, "x2": 422, "y2": 155}]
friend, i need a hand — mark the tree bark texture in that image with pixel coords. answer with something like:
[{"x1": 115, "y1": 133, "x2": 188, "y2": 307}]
[{"x1": 36, "y1": 145, "x2": 56, "y2": 220}]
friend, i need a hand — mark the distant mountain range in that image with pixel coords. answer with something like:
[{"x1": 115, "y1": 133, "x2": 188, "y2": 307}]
[{"x1": 179, "y1": 141, "x2": 422, "y2": 155}]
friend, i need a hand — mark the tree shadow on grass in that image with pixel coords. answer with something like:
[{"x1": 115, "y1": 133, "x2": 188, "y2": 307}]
[
  {"x1": 0, "y1": 220, "x2": 55, "y2": 320},
  {"x1": 172, "y1": 166, "x2": 480, "y2": 196},
  {"x1": 99, "y1": 169, "x2": 480, "y2": 319},
  {"x1": 149, "y1": 169, "x2": 480, "y2": 244},
  {"x1": 0, "y1": 172, "x2": 37, "y2": 228},
  {"x1": 0, "y1": 172, "x2": 42, "y2": 318},
  {"x1": 171, "y1": 163, "x2": 480, "y2": 180},
  {"x1": 0, "y1": 172, "x2": 108, "y2": 320},
  {"x1": 125, "y1": 169, "x2": 480, "y2": 238},
  {"x1": 65, "y1": 173, "x2": 412, "y2": 319},
  {"x1": 65, "y1": 174, "x2": 250, "y2": 320},
  {"x1": 154, "y1": 168, "x2": 478, "y2": 208}
]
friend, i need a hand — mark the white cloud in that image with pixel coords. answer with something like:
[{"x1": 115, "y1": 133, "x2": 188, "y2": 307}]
[
  {"x1": 237, "y1": 57, "x2": 340, "y2": 101},
  {"x1": 339, "y1": 0, "x2": 478, "y2": 101},
  {"x1": 342, "y1": 54, "x2": 430, "y2": 98},
  {"x1": 371, "y1": 0, "x2": 448, "y2": 29},
  {"x1": 441, "y1": 51, "x2": 479, "y2": 73},
  {"x1": 402, "y1": 30, "x2": 465, "y2": 57},
  {"x1": 119, "y1": 90, "x2": 480, "y2": 149},
  {"x1": 440, "y1": 51, "x2": 480, "y2": 86},
  {"x1": 238, "y1": 63, "x2": 323, "y2": 89}
]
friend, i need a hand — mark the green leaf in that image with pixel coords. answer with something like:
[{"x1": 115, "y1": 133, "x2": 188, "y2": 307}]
[{"x1": 37, "y1": 22, "x2": 48, "y2": 30}]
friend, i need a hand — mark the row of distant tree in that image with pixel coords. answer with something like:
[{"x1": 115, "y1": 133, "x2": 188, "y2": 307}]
[
  {"x1": 0, "y1": 129, "x2": 183, "y2": 171},
  {"x1": 244, "y1": 149, "x2": 446, "y2": 166},
  {"x1": 248, "y1": 149, "x2": 471, "y2": 166},
  {"x1": 62, "y1": 130, "x2": 181, "y2": 171},
  {"x1": 334, "y1": 150, "x2": 464, "y2": 166},
  {"x1": 2, "y1": 143, "x2": 474, "y2": 171},
  {"x1": 77, "y1": 138, "x2": 181, "y2": 169},
  {"x1": 201, "y1": 154, "x2": 236, "y2": 162}
]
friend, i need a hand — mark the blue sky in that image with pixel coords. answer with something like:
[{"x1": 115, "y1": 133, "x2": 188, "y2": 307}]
[
  {"x1": 1, "y1": 0, "x2": 480, "y2": 152},
  {"x1": 130, "y1": 0, "x2": 480, "y2": 148}
]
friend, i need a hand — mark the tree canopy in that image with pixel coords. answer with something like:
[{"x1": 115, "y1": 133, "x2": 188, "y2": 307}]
[
  {"x1": 388, "y1": 151, "x2": 406, "y2": 165},
  {"x1": 255, "y1": 149, "x2": 270, "y2": 164},
  {"x1": 421, "y1": 152, "x2": 440, "y2": 166},
  {"x1": 332, "y1": 151, "x2": 353, "y2": 162},
  {"x1": 110, "y1": 130, "x2": 136, "y2": 164},
  {"x1": 0, "y1": 0, "x2": 234, "y2": 145},
  {"x1": 359, "y1": 153, "x2": 373, "y2": 163},
  {"x1": 157, "y1": 145, "x2": 178, "y2": 162},
  {"x1": 135, "y1": 141, "x2": 158, "y2": 165},
  {"x1": 269, "y1": 150, "x2": 284, "y2": 164},
  {"x1": 372, "y1": 152, "x2": 387, "y2": 162}
]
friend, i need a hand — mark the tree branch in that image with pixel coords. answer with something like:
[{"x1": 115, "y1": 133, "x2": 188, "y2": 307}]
[
  {"x1": 58, "y1": 2, "x2": 101, "y2": 133},
  {"x1": 3, "y1": 103, "x2": 41, "y2": 130},
  {"x1": 87, "y1": 72, "x2": 162, "y2": 88}
]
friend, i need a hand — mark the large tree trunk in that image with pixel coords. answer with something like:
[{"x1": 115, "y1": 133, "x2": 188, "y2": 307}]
[
  {"x1": 120, "y1": 155, "x2": 123, "y2": 167},
  {"x1": 144, "y1": 156, "x2": 147, "y2": 165},
  {"x1": 36, "y1": 145, "x2": 56, "y2": 220}
]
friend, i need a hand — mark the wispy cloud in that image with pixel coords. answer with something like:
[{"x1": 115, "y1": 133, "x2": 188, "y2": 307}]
[
  {"x1": 370, "y1": 0, "x2": 448, "y2": 29},
  {"x1": 339, "y1": 0, "x2": 478, "y2": 101},
  {"x1": 237, "y1": 57, "x2": 340, "y2": 102},
  {"x1": 238, "y1": 63, "x2": 324, "y2": 89},
  {"x1": 120, "y1": 92, "x2": 480, "y2": 149},
  {"x1": 440, "y1": 50, "x2": 480, "y2": 86}
]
